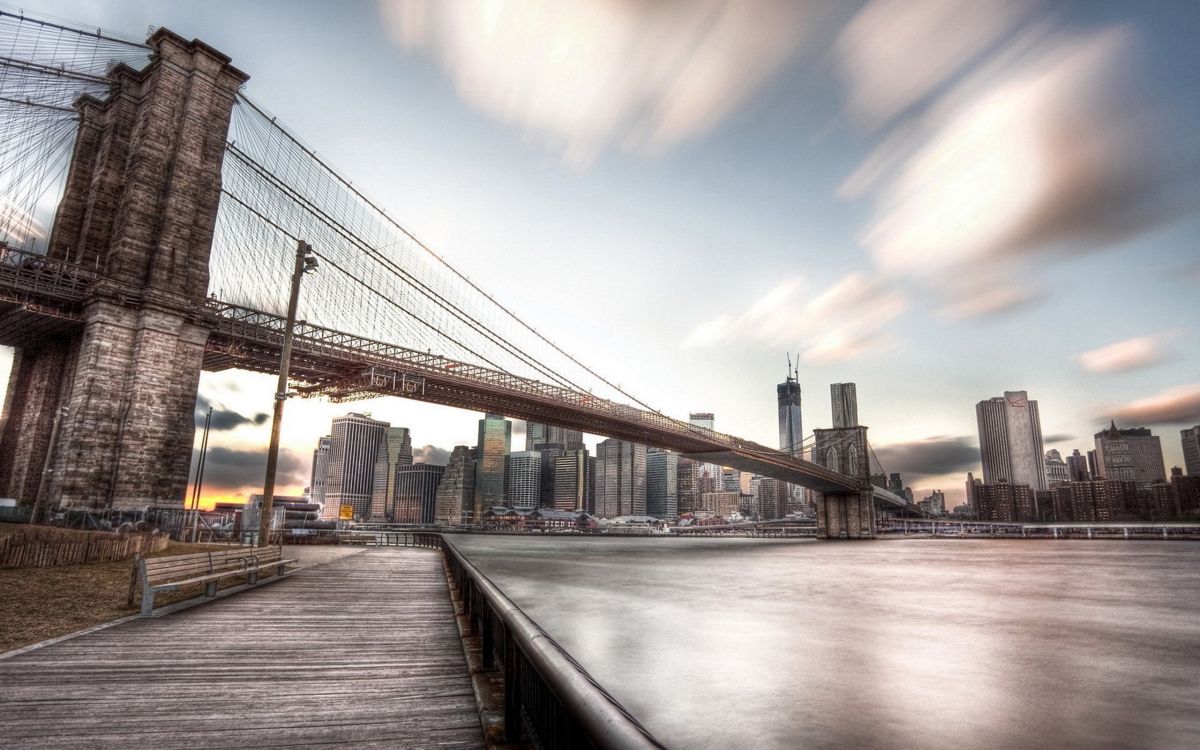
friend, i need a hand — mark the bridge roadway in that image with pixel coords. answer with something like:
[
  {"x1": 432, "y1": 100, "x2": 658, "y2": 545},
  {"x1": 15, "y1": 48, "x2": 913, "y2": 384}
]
[
  {"x1": 0, "y1": 548, "x2": 483, "y2": 748},
  {"x1": 0, "y1": 246, "x2": 907, "y2": 502}
]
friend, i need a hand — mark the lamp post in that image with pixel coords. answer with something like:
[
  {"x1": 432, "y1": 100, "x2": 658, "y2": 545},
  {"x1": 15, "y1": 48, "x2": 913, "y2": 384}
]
[
  {"x1": 258, "y1": 240, "x2": 317, "y2": 546},
  {"x1": 189, "y1": 406, "x2": 212, "y2": 542}
]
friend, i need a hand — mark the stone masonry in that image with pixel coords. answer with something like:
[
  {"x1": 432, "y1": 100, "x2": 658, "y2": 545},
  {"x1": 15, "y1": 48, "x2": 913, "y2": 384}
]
[
  {"x1": 813, "y1": 425, "x2": 877, "y2": 539},
  {"x1": 0, "y1": 30, "x2": 247, "y2": 511}
]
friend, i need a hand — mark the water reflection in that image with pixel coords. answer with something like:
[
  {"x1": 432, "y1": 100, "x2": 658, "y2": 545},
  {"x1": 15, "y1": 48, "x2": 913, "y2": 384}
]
[{"x1": 448, "y1": 537, "x2": 1200, "y2": 749}]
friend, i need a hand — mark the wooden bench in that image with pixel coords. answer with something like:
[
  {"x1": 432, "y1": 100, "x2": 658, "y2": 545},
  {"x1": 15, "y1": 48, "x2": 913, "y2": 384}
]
[{"x1": 134, "y1": 546, "x2": 297, "y2": 616}]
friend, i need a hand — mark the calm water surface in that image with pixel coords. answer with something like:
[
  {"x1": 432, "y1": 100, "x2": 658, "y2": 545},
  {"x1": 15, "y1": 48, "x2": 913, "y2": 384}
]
[{"x1": 448, "y1": 536, "x2": 1200, "y2": 749}]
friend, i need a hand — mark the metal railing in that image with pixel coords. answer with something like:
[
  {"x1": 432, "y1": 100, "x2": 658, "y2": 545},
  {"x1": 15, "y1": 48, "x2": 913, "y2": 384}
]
[
  {"x1": 357, "y1": 531, "x2": 443, "y2": 548},
  {"x1": 440, "y1": 537, "x2": 667, "y2": 750}
]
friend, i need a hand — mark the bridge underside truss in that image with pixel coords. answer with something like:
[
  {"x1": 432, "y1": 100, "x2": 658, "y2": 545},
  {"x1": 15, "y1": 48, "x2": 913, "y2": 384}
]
[{"x1": 200, "y1": 300, "x2": 860, "y2": 494}]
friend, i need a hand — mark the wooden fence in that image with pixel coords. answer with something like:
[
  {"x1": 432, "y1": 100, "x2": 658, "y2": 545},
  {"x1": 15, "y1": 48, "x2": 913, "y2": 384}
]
[{"x1": 0, "y1": 531, "x2": 170, "y2": 568}]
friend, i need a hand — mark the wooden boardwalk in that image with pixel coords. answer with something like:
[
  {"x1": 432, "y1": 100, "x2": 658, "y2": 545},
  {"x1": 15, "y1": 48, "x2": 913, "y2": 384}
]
[{"x1": 0, "y1": 548, "x2": 482, "y2": 749}]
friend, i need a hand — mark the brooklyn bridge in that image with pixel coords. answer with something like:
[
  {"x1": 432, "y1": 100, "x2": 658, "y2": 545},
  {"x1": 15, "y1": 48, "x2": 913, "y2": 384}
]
[{"x1": 0, "y1": 11, "x2": 909, "y2": 539}]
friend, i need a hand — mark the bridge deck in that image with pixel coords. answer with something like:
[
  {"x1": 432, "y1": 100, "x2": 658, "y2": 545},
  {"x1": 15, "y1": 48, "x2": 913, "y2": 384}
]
[{"x1": 0, "y1": 548, "x2": 482, "y2": 749}]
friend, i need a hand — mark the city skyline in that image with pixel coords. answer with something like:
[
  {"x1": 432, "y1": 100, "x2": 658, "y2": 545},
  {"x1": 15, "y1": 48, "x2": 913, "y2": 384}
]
[{"x1": 1, "y1": 0, "x2": 1197, "y2": 509}]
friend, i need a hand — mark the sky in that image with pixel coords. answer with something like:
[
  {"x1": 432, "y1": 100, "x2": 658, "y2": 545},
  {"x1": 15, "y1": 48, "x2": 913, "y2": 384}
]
[{"x1": 2, "y1": 0, "x2": 1199, "y2": 508}]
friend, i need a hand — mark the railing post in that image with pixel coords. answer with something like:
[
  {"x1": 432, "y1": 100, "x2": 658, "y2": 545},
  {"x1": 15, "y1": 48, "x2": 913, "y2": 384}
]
[
  {"x1": 503, "y1": 627, "x2": 522, "y2": 742},
  {"x1": 482, "y1": 608, "x2": 495, "y2": 671}
]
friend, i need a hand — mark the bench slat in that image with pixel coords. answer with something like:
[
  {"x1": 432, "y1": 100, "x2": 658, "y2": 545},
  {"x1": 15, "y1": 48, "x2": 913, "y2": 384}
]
[
  {"x1": 156, "y1": 559, "x2": 297, "y2": 590},
  {"x1": 137, "y1": 547, "x2": 294, "y2": 615}
]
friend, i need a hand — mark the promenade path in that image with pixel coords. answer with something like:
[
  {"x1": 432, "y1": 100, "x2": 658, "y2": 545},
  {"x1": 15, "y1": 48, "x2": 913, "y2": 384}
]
[{"x1": 0, "y1": 548, "x2": 482, "y2": 748}]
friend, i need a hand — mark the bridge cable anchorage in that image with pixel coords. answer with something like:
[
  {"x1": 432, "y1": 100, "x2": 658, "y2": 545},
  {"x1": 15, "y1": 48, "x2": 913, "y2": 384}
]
[{"x1": 224, "y1": 91, "x2": 677, "y2": 417}]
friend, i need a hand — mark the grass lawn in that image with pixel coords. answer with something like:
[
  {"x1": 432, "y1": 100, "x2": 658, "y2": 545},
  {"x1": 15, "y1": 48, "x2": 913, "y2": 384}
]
[{"x1": 0, "y1": 536, "x2": 252, "y2": 653}]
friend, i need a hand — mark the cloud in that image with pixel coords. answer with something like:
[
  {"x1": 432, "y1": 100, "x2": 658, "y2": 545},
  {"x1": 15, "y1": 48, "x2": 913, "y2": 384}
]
[
  {"x1": 682, "y1": 272, "x2": 907, "y2": 364},
  {"x1": 1075, "y1": 333, "x2": 1175, "y2": 374},
  {"x1": 412, "y1": 444, "x2": 451, "y2": 465},
  {"x1": 195, "y1": 396, "x2": 270, "y2": 432},
  {"x1": 840, "y1": 18, "x2": 1200, "y2": 319},
  {"x1": 379, "y1": 0, "x2": 806, "y2": 167},
  {"x1": 864, "y1": 28, "x2": 1189, "y2": 275},
  {"x1": 872, "y1": 435, "x2": 979, "y2": 485},
  {"x1": 1177, "y1": 261, "x2": 1200, "y2": 285},
  {"x1": 0, "y1": 195, "x2": 48, "y2": 246},
  {"x1": 1043, "y1": 433, "x2": 1075, "y2": 444},
  {"x1": 1108, "y1": 385, "x2": 1200, "y2": 426},
  {"x1": 939, "y1": 282, "x2": 1046, "y2": 320},
  {"x1": 836, "y1": 0, "x2": 1035, "y2": 128},
  {"x1": 193, "y1": 446, "x2": 308, "y2": 492}
]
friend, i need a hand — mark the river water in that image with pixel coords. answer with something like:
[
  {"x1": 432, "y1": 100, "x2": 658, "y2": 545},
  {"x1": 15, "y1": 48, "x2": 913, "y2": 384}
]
[{"x1": 447, "y1": 536, "x2": 1200, "y2": 749}]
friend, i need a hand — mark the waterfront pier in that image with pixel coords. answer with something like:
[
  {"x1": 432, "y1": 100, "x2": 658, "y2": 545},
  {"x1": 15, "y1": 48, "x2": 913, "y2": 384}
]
[{"x1": 0, "y1": 549, "x2": 483, "y2": 748}]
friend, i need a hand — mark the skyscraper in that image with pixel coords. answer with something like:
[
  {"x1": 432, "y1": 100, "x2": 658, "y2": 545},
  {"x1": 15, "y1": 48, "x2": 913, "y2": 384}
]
[
  {"x1": 595, "y1": 439, "x2": 646, "y2": 518},
  {"x1": 505, "y1": 451, "x2": 541, "y2": 510},
  {"x1": 553, "y1": 448, "x2": 590, "y2": 511},
  {"x1": 830, "y1": 383, "x2": 858, "y2": 428},
  {"x1": 434, "y1": 446, "x2": 476, "y2": 525},
  {"x1": 524, "y1": 422, "x2": 547, "y2": 451},
  {"x1": 533, "y1": 442, "x2": 565, "y2": 508},
  {"x1": 323, "y1": 413, "x2": 389, "y2": 521},
  {"x1": 393, "y1": 463, "x2": 445, "y2": 524},
  {"x1": 646, "y1": 449, "x2": 678, "y2": 521},
  {"x1": 474, "y1": 413, "x2": 511, "y2": 520},
  {"x1": 757, "y1": 477, "x2": 789, "y2": 520},
  {"x1": 310, "y1": 436, "x2": 331, "y2": 511},
  {"x1": 1183, "y1": 426, "x2": 1200, "y2": 476},
  {"x1": 688, "y1": 412, "x2": 723, "y2": 496},
  {"x1": 1066, "y1": 449, "x2": 1091, "y2": 481},
  {"x1": 777, "y1": 360, "x2": 802, "y2": 455},
  {"x1": 676, "y1": 456, "x2": 701, "y2": 514},
  {"x1": 976, "y1": 391, "x2": 1047, "y2": 491},
  {"x1": 965, "y1": 472, "x2": 980, "y2": 510},
  {"x1": 1094, "y1": 422, "x2": 1165, "y2": 488},
  {"x1": 369, "y1": 427, "x2": 412, "y2": 520},
  {"x1": 1044, "y1": 449, "x2": 1069, "y2": 486},
  {"x1": 525, "y1": 422, "x2": 584, "y2": 451}
]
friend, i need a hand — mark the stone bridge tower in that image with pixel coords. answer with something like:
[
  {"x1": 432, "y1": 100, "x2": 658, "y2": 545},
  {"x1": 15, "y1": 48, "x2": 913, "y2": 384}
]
[
  {"x1": 0, "y1": 30, "x2": 247, "y2": 511},
  {"x1": 812, "y1": 424, "x2": 876, "y2": 539}
]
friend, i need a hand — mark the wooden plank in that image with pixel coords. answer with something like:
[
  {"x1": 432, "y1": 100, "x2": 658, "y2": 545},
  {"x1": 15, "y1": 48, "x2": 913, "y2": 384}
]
[{"x1": 0, "y1": 548, "x2": 482, "y2": 749}]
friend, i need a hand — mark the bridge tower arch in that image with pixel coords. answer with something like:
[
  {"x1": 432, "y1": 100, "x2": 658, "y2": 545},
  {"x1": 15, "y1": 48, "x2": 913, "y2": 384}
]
[
  {"x1": 0, "y1": 30, "x2": 247, "y2": 511},
  {"x1": 812, "y1": 425, "x2": 876, "y2": 539}
]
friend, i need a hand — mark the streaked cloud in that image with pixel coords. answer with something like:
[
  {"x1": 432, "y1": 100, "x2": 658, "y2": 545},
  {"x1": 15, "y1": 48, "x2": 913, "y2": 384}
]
[
  {"x1": 195, "y1": 395, "x2": 269, "y2": 431},
  {"x1": 379, "y1": 0, "x2": 807, "y2": 167},
  {"x1": 872, "y1": 435, "x2": 979, "y2": 485},
  {"x1": 0, "y1": 195, "x2": 47, "y2": 246},
  {"x1": 1108, "y1": 384, "x2": 1200, "y2": 426},
  {"x1": 939, "y1": 282, "x2": 1046, "y2": 320},
  {"x1": 838, "y1": 9, "x2": 1200, "y2": 320},
  {"x1": 191, "y1": 446, "x2": 308, "y2": 495},
  {"x1": 682, "y1": 273, "x2": 907, "y2": 364},
  {"x1": 1075, "y1": 333, "x2": 1176, "y2": 375},
  {"x1": 836, "y1": 0, "x2": 1035, "y2": 128},
  {"x1": 863, "y1": 29, "x2": 1181, "y2": 275},
  {"x1": 1043, "y1": 433, "x2": 1076, "y2": 445}
]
